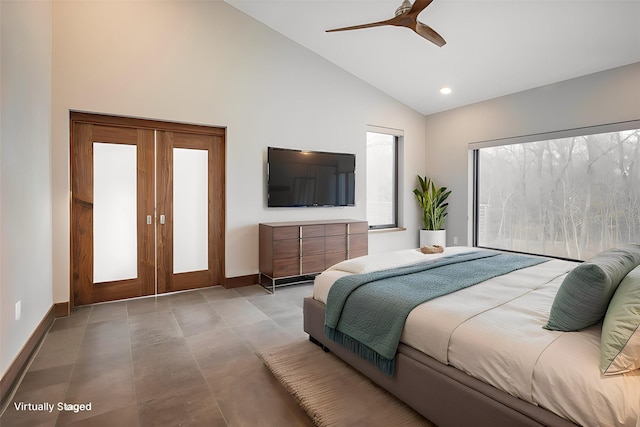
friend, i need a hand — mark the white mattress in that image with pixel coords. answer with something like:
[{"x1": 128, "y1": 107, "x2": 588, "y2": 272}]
[{"x1": 313, "y1": 247, "x2": 640, "y2": 427}]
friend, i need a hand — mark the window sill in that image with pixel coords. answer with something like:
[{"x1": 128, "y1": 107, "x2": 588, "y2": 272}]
[{"x1": 368, "y1": 227, "x2": 407, "y2": 234}]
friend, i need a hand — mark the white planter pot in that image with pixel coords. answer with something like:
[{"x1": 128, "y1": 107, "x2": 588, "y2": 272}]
[{"x1": 419, "y1": 229, "x2": 446, "y2": 248}]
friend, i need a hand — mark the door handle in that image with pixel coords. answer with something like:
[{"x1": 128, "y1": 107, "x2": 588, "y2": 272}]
[
  {"x1": 160, "y1": 214, "x2": 165, "y2": 225},
  {"x1": 146, "y1": 215, "x2": 152, "y2": 225}
]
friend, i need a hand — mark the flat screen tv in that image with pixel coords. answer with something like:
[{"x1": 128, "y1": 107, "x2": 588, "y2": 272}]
[{"x1": 267, "y1": 147, "x2": 355, "y2": 207}]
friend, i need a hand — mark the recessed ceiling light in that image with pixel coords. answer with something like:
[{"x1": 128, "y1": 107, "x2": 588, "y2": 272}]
[{"x1": 440, "y1": 87, "x2": 452, "y2": 95}]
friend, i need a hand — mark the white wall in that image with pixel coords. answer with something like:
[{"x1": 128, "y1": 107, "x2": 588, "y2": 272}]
[
  {"x1": 424, "y1": 62, "x2": 640, "y2": 246},
  {"x1": 51, "y1": 1, "x2": 426, "y2": 303},
  {"x1": 0, "y1": 1, "x2": 53, "y2": 377}
]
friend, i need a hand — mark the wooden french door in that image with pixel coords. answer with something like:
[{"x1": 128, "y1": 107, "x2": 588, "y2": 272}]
[
  {"x1": 155, "y1": 130, "x2": 224, "y2": 294},
  {"x1": 71, "y1": 113, "x2": 225, "y2": 306}
]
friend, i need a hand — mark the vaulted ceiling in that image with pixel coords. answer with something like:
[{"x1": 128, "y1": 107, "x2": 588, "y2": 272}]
[{"x1": 225, "y1": 0, "x2": 640, "y2": 115}]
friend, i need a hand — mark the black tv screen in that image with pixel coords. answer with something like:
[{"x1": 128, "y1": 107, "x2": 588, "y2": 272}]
[{"x1": 267, "y1": 147, "x2": 355, "y2": 207}]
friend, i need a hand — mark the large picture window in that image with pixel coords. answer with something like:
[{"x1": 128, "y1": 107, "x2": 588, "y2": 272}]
[
  {"x1": 367, "y1": 129, "x2": 400, "y2": 229},
  {"x1": 473, "y1": 121, "x2": 640, "y2": 260}
]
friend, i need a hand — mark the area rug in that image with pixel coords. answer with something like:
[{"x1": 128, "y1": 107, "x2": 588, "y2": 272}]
[{"x1": 257, "y1": 340, "x2": 434, "y2": 427}]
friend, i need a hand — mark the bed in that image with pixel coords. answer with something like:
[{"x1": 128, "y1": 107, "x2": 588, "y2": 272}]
[{"x1": 303, "y1": 246, "x2": 640, "y2": 427}]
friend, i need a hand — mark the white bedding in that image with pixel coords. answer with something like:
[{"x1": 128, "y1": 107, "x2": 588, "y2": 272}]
[{"x1": 313, "y1": 247, "x2": 640, "y2": 427}]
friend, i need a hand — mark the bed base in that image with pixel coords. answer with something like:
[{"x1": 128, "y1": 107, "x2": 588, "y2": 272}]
[{"x1": 303, "y1": 297, "x2": 578, "y2": 427}]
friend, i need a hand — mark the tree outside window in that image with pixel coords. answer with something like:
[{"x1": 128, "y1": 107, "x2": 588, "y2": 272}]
[{"x1": 476, "y1": 127, "x2": 640, "y2": 260}]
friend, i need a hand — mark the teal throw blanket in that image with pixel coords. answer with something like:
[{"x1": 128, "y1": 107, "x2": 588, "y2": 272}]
[{"x1": 324, "y1": 251, "x2": 548, "y2": 375}]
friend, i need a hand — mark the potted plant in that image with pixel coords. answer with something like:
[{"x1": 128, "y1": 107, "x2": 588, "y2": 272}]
[{"x1": 413, "y1": 175, "x2": 451, "y2": 247}]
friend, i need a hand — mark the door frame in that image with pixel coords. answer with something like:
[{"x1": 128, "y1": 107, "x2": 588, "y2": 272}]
[{"x1": 69, "y1": 111, "x2": 226, "y2": 308}]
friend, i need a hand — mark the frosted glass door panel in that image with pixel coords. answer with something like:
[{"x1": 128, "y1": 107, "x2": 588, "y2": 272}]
[
  {"x1": 173, "y1": 148, "x2": 208, "y2": 274},
  {"x1": 93, "y1": 143, "x2": 138, "y2": 283}
]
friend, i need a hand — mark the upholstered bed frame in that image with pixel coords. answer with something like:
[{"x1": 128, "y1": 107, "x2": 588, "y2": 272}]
[{"x1": 303, "y1": 297, "x2": 578, "y2": 427}]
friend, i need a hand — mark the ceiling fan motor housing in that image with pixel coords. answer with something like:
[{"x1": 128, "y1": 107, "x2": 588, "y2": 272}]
[{"x1": 395, "y1": 0, "x2": 413, "y2": 16}]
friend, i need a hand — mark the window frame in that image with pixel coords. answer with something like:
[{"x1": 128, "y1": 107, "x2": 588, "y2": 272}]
[
  {"x1": 366, "y1": 126, "x2": 401, "y2": 230},
  {"x1": 470, "y1": 119, "x2": 640, "y2": 260}
]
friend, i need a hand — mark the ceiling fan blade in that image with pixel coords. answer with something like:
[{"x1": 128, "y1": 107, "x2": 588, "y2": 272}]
[
  {"x1": 326, "y1": 1, "x2": 445, "y2": 47},
  {"x1": 326, "y1": 17, "x2": 397, "y2": 33},
  {"x1": 408, "y1": 0, "x2": 435, "y2": 17},
  {"x1": 415, "y1": 22, "x2": 446, "y2": 47}
]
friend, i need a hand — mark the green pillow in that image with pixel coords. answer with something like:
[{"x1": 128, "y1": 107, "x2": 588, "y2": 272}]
[
  {"x1": 545, "y1": 246, "x2": 640, "y2": 332},
  {"x1": 601, "y1": 266, "x2": 640, "y2": 375}
]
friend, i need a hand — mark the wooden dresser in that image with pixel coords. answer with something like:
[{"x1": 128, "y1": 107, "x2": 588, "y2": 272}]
[{"x1": 259, "y1": 219, "x2": 368, "y2": 292}]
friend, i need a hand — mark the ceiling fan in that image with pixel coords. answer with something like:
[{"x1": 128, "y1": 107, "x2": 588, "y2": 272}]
[{"x1": 326, "y1": 0, "x2": 446, "y2": 47}]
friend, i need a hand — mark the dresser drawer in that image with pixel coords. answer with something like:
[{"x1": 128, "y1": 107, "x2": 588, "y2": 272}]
[
  {"x1": 349, "y1": 233, "x2": 368, "y2": 252},
  {"x1": 349, "y1": 248, "x2": 368, "y2": 259},
  {"x1": 273, "y1": 239, "x2": 299, "y2": 259},
  {"x1": 325, "y1": 235, "x2": 347, "y2": 254},
  {"x1": 348, "y1": 222, "x2": 368, "y2": 234},
  {"x1": 273, "y1": 226, "x2": 300, "y2": 240},
  {"x1": 273, "y1": 258, "x2": 300, "y2": 278},
  {"x1": 302, "y1": 224, "x2": 325, "y2": 238},
  {"x1": 326, "y1": 223, "x2": 347, "y2": 236},
  {"x1": 302, "y1": 236, "x2": 324, "y2": 256},
  {"x1": 302, "y1": 255, "x2": 325, "y2": 274},
  {"x1": 326, "y1": 252, "x2": 347, "y2": 268}
]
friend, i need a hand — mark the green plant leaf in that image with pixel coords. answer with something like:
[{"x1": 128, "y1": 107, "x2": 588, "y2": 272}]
[{"x1": 413, "y1": 175, "x2": 451, "y2": 230}]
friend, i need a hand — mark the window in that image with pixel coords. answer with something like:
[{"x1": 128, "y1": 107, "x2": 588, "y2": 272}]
[
  {"x1": 366, "y1": 129, "x2": 399, "y2": 229},
  {"x1": 473, "y1": 121, "x2": 640, "y2": 260}
]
